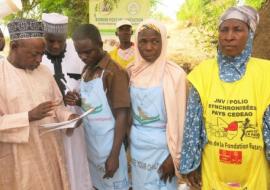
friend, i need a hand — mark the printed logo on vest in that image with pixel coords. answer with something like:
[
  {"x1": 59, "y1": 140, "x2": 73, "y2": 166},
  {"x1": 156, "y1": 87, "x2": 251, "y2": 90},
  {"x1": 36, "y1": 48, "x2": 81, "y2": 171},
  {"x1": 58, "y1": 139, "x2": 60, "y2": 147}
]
[
  {"x1": 133, "y1": 106, "x2": 160, "y2": 125},
  {"x1": 219, "y1": 149, "x2": 242, "y2": 164},
  {"x1": 206, "y1": 117, "x2": 260, "y2": 141},
  {"x1": 131, "y1": 158, "x2": 160, "y2": 171},
  {"x1": 81, "y1": 98, "x2": 103, "y2": 114}
]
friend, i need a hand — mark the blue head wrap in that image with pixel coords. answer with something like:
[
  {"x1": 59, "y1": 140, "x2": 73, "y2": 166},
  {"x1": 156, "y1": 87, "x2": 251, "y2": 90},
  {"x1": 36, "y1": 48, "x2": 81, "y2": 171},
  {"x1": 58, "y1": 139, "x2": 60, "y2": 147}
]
[{"x1": 217, "y1": 6, "x2": 259, "y2": 82}]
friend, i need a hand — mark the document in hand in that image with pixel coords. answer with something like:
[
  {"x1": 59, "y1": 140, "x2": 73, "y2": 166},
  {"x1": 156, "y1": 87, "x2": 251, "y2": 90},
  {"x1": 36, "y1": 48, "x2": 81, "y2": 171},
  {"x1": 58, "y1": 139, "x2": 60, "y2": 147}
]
[{"x1": 40, "y1": 108, "x2": 94, "y2": 135}]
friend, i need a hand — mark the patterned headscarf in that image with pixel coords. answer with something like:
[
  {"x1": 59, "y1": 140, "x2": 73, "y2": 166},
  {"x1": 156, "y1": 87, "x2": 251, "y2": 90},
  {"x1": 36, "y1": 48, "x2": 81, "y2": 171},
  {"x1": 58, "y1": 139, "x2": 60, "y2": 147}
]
[
  {"x1": 219, "y1": 5, "x2": 259, "y2": 32},
  {"x1": 218, "y1": 5, "x2": 259, "y2": 82}
]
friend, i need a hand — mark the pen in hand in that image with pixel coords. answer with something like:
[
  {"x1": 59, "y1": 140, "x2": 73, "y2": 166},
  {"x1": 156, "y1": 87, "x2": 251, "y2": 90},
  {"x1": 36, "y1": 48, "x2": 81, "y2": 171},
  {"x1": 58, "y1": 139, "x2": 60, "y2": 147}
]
[
  {"x1": 60, "y1": 79, "x2": 72, "y2": 91},
  {"x1": 60, "y1": 79, "x2": 80, "y2": 105}
]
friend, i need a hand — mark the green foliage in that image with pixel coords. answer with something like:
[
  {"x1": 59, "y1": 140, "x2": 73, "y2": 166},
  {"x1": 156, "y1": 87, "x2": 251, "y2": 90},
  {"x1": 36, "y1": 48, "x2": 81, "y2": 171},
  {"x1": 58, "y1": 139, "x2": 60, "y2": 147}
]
[
  {"x1": 177, "y1": 0, "x2": 236, "y2": 56},
  {"x1": 244, "y1": 0, "x2": 267, "y2": 9},
  {"x1": 149, "y1": 0, "x2": 162, "y2": 15},
  {"x1": 150, "y1": 0, "x2": 161, "y2": 7},
  {"x1": 177, "y1": 0, "x2": 210, "y2": 24},
  {"x1": 199, "y1": 0, "x2": 236, "y2": 51},
  {"x1": 177, "y1": 0, "x2": 267, "y2": 57},
  {"x1": 38, "y1": 0, "x2": 89, "y2": 36},
  {"x1": 2, "y1": 0, "x2": 89, "y2": 36}
]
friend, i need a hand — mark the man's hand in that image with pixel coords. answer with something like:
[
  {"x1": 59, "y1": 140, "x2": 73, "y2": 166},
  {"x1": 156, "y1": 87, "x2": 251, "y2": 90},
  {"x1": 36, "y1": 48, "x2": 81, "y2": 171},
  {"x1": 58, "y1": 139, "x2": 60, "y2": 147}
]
[
  {"x1": 28, "y1": 101, "x2": 59, "y2": 122},
  {"x1": 65, "y1": 91, "x2": 81, "y2": 106},
  {"x1": 102, "y1": 108, "x2": 127, "y2": 179},
  {"x1": 103, "y1": 154, "x2": 119, "y2": 179},
  {"x1": 184, "y1": 169, "x2": 201, "y2": 189},
  {"x1": 158, "y1": 154, "x2": 175, "y2": 183}
]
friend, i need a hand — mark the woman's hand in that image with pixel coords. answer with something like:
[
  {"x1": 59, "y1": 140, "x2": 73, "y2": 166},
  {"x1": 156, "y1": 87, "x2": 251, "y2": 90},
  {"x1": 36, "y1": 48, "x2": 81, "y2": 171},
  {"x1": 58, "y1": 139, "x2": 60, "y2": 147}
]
[{"x1": 184, "y1": 169, "x2": 201, "y2": 189}]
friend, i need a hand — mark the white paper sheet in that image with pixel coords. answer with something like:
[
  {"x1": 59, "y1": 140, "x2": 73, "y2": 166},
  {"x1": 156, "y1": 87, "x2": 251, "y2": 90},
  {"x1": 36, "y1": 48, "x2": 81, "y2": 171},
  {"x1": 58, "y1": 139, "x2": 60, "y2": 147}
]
[{"x1": 40, "y1": 108, "x2": 94, "y2": 135}]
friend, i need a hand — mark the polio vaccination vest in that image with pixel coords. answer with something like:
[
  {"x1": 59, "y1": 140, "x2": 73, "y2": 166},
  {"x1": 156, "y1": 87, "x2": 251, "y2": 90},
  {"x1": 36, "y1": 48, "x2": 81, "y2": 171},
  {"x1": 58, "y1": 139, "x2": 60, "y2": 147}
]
[{"x1": 188, "y1": 58, "x2": 270, "y2": 190}]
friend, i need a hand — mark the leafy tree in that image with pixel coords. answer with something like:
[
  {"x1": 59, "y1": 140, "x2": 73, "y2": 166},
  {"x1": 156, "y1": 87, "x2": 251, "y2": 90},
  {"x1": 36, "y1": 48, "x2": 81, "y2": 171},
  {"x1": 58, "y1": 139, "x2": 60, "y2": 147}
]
[
  {"x1": 176, "y1": 0, "x2": 266, "y2": 57},
  {"x1": 244, "y1": 0, "x2": 266, "y2": 9},
  {"x1": 3, "y1": 0, "x2": 89, "y2": 36},
  {"x1": 177, "y1": 0, "x2": 211, "y2": 25},
  {"x1": 177, "y1": 0, "x2": 236, "y2": 56},
  {"x1": 199, "y1": 0, "x2": 236, "y2": 52}
]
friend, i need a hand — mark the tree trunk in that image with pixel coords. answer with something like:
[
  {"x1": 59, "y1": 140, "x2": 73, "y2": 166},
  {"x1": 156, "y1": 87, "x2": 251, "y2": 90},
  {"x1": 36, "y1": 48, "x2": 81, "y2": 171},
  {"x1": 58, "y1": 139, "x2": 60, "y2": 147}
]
[{"x1": 252, "y1": 0, "x2": 270, "y2": 59}]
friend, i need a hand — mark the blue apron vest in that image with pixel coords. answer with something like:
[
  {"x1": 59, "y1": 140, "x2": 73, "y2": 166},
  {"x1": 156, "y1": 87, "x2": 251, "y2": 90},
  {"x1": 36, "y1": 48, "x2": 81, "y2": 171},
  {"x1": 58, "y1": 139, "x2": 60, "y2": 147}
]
[
  {"x1": 81, "y1": 70, "x2": 129, "y2": 190},
  {"x1": 130, "y1": 84, "x2": 177, "y2": 190}
]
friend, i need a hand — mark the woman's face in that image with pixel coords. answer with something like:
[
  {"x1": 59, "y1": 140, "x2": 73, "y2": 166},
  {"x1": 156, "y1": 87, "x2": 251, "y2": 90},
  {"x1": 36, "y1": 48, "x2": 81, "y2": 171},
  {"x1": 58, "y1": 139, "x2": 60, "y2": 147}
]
[
  {"x1": 137, "y1": 28, "x2": 162, "y2": 63},
  {"x1": 218, "y1": 19, "x2": 249, "y2": 57}
]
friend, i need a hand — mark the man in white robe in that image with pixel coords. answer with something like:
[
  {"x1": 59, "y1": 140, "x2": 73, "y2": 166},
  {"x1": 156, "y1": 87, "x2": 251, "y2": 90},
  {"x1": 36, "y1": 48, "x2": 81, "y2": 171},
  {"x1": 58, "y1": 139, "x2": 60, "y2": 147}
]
[
  {"x1": 42, "y1": 13, "x2": 93, "y2": 190},
  {"x1": 0, "y1": 18, "x2": 75, "y2": 190}
]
